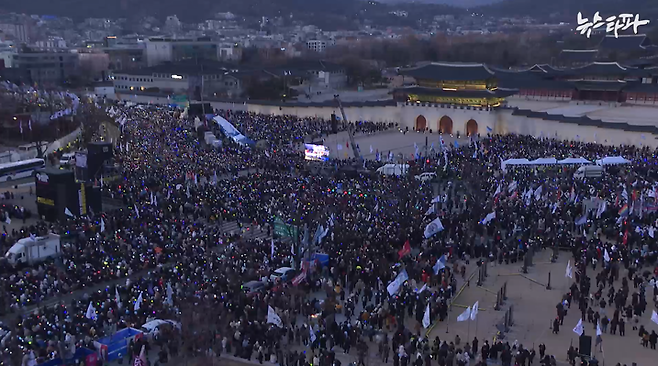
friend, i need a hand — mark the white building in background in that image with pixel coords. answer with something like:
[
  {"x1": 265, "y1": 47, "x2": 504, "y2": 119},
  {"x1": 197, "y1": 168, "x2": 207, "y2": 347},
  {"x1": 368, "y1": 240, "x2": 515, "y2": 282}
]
[
  {"x1": 34, "y1": 38, "x2": 67, "y2": 50},
  {"x1": 0, "y1": 40, "x2": 16, "y2": 67},
  {"x1": 306, "y1": 39, "x2": 329, "y2": 53},
  {"x1": 164, "y1": 15, "x2": 182, "y2": 33},
  {"x1": 0, "y1": 23, "x2": 29, "y2": 43},
  {"x1": 144, "y1": 38, "x2": 242, "y2": 66}
]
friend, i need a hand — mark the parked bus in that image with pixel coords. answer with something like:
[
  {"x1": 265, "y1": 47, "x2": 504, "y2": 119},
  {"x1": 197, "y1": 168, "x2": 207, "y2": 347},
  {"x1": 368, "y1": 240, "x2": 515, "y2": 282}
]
[{"x1": 0, "y1": 158, "x2": 46, "y2": 182}]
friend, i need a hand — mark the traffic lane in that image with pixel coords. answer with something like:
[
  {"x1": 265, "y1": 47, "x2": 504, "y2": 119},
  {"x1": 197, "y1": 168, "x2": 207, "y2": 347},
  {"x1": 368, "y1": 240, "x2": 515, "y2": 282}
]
[{"x1": 0, "y1": 177, "x2": 33, "y2": 188}]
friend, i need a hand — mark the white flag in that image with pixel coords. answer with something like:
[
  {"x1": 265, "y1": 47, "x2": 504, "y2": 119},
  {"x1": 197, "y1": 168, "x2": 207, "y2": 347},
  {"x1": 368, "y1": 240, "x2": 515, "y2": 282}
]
[
  {"x1": 309, "y1": 325, "x2": 316, "y2": 343},
  {"x1": 425, "y1": 205, "x2": 435, "y2": 216},
  {"x1": 423, "y1": 303, "x2": 431, "y2": 329},
  {"x1": 652, "y1": 310, "x2": 658, "y2": 325},
  {"x1": 267, "y1": 305, "x2": 283, "y2": 327},
  {"x1": 508, "y1": 181, "x2": 517, "y2": 193},
  {"x1": 573, "y1": 318, "x2": 584, "y2": 336},
  {"x1": 596, "y1": 201, "x2": 607, "y2": 219},
  {"x1": 470, "y1": 301, "x2": 479, "y2": 321},
  {"x1": 100, "y1": 218, "x2": 105, "y2": 233},
  {"x1": 115, "y1": 287, "x2": 122, "y2": 309},
  {"x1": 565, "y1": 260, "x2": 573, "y2": 279},
  {"x1": 64, "y1": 207, "x2": 74, "y2": 217},
  {"x1": 416, "y1": 284, "x2": 427, "y2": 294},
  {"x1": 457, "y1": 306, "x2": 471, "y2": 322},
  {"x1": 134, "y1": 205, "x2": 140, "y2": 218},
  {"x1": 85, "y1": 302, "x2": 97, "y2": 320},
  {"x1": 424, "y1": 217, "x2": 445, "y2": 238},
  {"x1": 166, "y1": 283, "x2": 174, "y2": 306},
  {"x1": 271, "y1": 238, "x2": 275, "y2": 259},
  {"x1": 134, "y1": 292, "x2": 143, "y2": 312},
  {"x1": 493, "y1": 184, "x2": 501, "y2": 197},
  {"x1": 603, "y1": 249, "x2": 610, "y2": 262},
  {"x1": 481, "y1": 212, "x2": 496, "y2": 225}
]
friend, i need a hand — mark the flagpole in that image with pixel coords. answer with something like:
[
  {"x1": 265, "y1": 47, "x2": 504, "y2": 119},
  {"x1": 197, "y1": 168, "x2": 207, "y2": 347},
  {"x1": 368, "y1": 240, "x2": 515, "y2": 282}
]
[
  {"x1": 446, "y1": 300, "x2": 450, "y2": 334},
  {"x1": 475, "y1": 313, "x2": 478, "y2": 341}
]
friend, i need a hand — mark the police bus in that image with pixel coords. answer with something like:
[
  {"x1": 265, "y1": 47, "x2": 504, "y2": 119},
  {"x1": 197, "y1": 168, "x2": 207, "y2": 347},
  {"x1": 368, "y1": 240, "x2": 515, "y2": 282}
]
[{"x1": 0, "y1": 158, "x2": 46, "y2": 182}]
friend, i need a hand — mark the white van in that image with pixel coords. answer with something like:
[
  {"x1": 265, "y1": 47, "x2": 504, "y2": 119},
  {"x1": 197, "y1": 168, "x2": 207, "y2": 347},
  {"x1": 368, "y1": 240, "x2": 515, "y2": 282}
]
[
  {"x1": 574, "y1": 165, "x2": 603, "y2": 179},
  {"x1": 59, "y1": 153, "x2": 75, "y2": 166},
  {"x1": 376, "y1": 163, "x2": 409, "y2": 176}
]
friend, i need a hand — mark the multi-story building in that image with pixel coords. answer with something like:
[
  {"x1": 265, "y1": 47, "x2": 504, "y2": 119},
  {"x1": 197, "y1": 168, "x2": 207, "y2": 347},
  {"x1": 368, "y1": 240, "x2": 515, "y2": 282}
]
[
  {"x1": 9, "y1": 50, "x2": 79, "y2": 86},
  {"x1": 104, "y1": 46, "x2": 147, "y2": 71},
  {"x1": 306, "y1": 39, "x2": 328, "y2": 53},
  {"x1": 145, "y1": 38, "x2": 224, "y2": 66},
  {"x1": 0, "y1": 40, "x2": 16, "y2": 68},
  {"x1": 34, "y1": 38, "x2": 68, "y2": 50},
  {"x1": 0, "y1": 23, "x2": 29, "y2": 43},
  {"x1": 111, "y1": 60, "x2": 243, "y2": 98}
]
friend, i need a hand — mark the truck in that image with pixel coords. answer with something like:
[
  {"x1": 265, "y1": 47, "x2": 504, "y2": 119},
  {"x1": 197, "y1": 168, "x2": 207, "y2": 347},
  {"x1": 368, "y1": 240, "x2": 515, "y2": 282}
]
[
  {"x1": 573, "y1": 165, "x2": 603, "y2": 179},
  {"x1": 376, "y1": 163, "x2": 409, "y2": 176},
  {"x1": 5, "y1": 233, "x2": 61, "y2": 266}
]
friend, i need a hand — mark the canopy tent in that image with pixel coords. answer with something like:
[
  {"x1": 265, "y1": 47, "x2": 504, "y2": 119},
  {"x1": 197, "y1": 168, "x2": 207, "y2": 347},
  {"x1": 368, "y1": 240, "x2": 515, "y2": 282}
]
[
  {"x1": 212, "y1": 116, "x2": 255, "y2": 146},
  {"x1": 503, "y1": 156, "x2": 598, "y2": 171},
  {"x1": 596, "y1": 156, "x2": 631, "y2": 165},
  {"x1": 500, "y1": 158, "x2": 531, "y2": 172},
  {"x1": 558, "y1": 157, "x2": 592, "y2": 165},
  {"x1": 529, "y1": 158, "x2": 557, "y2": 165}
]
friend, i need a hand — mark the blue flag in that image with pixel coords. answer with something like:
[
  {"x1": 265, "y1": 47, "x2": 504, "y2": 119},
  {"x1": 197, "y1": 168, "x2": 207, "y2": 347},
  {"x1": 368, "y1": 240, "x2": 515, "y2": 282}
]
[{"x1": 433, "y1": 255, "x2": 447, "y2": 274}]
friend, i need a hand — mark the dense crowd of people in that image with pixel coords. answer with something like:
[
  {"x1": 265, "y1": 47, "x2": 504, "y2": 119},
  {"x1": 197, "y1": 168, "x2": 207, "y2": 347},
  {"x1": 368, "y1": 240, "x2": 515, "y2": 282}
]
[{"x1": 0, "y1": 101, "x2": 656, "y2": 366}]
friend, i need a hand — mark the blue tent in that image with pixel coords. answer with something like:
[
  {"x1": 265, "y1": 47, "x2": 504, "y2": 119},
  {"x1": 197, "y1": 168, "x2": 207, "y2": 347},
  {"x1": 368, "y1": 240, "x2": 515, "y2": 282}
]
[{"x1": 97, "y1": 327, "x2": 143, "y2": 361}]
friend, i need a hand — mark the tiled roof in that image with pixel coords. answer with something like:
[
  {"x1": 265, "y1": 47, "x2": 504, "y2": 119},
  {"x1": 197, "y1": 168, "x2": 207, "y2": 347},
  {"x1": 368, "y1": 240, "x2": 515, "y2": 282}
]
[
  {"x1": 598, "y1": 34, "x2": 651, "y2": 51},
  {"x1": 400, "y1": 62, "x2": 495, "y2": 81},
  {"x1": 558, "y1": 49, "x2": 598, "y2": 63}
]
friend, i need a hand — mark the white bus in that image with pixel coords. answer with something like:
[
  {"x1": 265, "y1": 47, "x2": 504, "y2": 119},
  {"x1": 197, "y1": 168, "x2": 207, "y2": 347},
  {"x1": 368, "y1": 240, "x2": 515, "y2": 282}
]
[{"x1": 0, "y1": 158, "x2": 46, "y2": 182}]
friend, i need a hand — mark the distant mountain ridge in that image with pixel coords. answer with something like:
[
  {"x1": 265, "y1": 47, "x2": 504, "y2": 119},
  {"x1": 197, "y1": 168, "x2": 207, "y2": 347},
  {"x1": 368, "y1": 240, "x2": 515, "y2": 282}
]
[
  {"x1": 476, "y1": 0, "x2": 658, "y2": 22},
  {"x1": 375, "y1": 0, "x2": 498, "y2": 7},
  {"x1": 1, "y1": 0, "x2": 655, "y2": 25}
]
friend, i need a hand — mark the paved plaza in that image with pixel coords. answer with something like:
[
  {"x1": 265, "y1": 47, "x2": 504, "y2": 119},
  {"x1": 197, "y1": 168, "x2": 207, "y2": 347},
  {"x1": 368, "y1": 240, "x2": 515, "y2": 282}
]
[
  {"x1": 424, "y1": 250, "x2": 656, "y2": 366},
  {"x1": 323, "y1": 130, "x2": 464, "y2": 161}
]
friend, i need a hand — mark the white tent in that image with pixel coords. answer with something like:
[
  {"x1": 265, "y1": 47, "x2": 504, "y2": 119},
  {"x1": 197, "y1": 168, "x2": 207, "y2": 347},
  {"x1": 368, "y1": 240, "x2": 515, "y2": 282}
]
[
  {"x1": 529, "y1": 158, "x2": 557, "y2": 165},
  {"x1": 501, "y1": 158, "x2": 531, "y2": 171},
  {"x1": 595, "y1": 156, "x2": 631, "y2": 166},
  {"x1": 558, "y1": 157, "x2": 592, "y2": 165}
]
